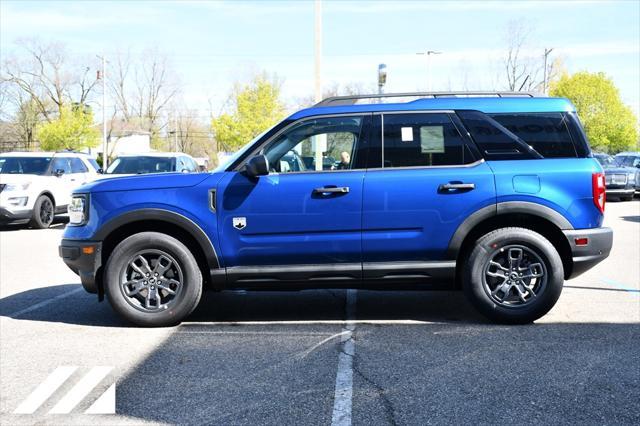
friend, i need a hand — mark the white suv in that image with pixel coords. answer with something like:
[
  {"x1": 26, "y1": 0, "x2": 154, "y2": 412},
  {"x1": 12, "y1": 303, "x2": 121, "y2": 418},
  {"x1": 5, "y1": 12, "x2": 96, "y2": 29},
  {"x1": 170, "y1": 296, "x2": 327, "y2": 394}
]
[{"x1": 0, "y1": 152, "x2": 101, "y2": 228}]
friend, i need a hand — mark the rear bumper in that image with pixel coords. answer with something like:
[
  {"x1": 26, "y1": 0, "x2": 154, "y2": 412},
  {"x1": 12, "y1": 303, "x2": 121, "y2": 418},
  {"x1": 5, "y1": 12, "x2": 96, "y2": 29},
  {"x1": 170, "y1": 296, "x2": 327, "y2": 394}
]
[
  {"x1": 563, "y1": 227, "x2": 613, "y2": 279},
  {"x1": 606, "y1": 188, "x2": 635, "y2": 197},
  {"x1": 59, "y1": 239, "x2": 102, "y2": 294}
]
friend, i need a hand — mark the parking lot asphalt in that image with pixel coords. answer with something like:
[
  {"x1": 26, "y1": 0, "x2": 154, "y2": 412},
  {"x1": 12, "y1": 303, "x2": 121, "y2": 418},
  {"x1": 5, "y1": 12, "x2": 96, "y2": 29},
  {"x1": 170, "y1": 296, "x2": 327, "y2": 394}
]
[{"x1": 0, "y1": 201, "x2": 639, "y2": 425}]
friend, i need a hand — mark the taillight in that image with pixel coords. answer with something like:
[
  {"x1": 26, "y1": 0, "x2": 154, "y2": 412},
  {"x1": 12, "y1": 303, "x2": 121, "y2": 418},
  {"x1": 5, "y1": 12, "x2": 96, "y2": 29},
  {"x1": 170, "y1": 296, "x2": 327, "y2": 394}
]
[{"x1": 592, "y1": 172, "x2": 606, "y2": 214}]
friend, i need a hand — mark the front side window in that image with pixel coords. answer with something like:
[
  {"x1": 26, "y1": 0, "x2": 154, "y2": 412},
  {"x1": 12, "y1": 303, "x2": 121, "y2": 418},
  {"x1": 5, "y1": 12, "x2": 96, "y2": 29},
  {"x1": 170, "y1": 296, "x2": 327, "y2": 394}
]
[
  {"x1": 382, "y1": 113, "x2": 473, "y2": 167},
  {"x1": 70, "y1": 157, "x2": 89, "y2": 173},
  {"x1": 262, "y1": 116, "x2": 363, "y2": 173},
  {"x1": 51, "y1": 157, "x2": 73, "y2": 174}
]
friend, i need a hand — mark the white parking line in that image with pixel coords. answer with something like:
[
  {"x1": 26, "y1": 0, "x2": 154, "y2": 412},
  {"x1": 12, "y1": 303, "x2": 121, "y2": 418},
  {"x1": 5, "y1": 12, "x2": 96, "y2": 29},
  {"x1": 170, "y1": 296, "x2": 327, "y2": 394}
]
[
  {"x1": 10, "y1": 287, "x2": 84, "y2": 318},
  {"x1": 13, "y1": 366, "x2": 78, "y2": 414},
  {"x1": 185, "y1": 319, "x2": 435, "y2": 326},
  {"x1": 331, "y1": 289, "x2": 357, "y2": 426},
  {"x1": 49, "y1": 366, "x2": 113, "y2": 414}
]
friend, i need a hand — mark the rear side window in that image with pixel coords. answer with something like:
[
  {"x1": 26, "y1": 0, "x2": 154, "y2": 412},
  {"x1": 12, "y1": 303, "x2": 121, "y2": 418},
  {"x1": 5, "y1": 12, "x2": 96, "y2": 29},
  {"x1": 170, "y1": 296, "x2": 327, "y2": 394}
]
[
  {"x1": 489, "y1": 113, "x2": 578, "y2": 158},
  {"x1": 382, "y1": 113, "x2": 475, "y2": 167}
]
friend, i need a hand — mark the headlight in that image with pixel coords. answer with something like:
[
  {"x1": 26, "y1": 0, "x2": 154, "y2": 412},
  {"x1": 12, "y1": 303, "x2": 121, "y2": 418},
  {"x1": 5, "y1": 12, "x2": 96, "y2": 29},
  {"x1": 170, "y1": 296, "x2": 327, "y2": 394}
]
[
  {"x1": 7, "y1": 197, "x2": 28, "y2": 206},
  {"x1": 4, "y1": 182, "x2": 31, "y2": 191},
  {"x1": 68, "y1": 194, "x2": 88, "y2": 225}
]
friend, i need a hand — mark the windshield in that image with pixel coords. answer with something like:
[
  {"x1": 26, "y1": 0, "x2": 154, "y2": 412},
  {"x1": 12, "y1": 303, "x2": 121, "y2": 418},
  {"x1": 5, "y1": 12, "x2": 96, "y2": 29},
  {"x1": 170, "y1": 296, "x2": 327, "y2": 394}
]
[
  {"x1": 594, "y1": 155, "x2": 614, "y2": 166},
  {"x1": 0, "y1": 157, "x2": 52, "y2": 175},
  {"x1": 213, "y1": 123, "x2": 281, "y2": 172},
  {"x1": 106, "y1": 156, "x2": 176, "y2": 174}
]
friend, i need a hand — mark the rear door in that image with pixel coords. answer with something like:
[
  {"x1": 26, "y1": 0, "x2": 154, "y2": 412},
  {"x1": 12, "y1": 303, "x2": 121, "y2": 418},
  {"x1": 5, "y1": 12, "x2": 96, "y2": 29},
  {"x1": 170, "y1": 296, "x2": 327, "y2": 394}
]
[{"x1": 361, "y1": 111, "x2": 496, "y2": 281}]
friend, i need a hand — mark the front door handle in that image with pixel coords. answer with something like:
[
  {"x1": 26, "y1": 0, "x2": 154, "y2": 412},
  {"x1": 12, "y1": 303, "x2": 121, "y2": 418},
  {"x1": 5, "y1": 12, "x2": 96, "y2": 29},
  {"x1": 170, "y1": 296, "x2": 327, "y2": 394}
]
[
  {"x1": 438, "y1": 182, "x2": 475, "y2": 192},
  {"x1": 313, "y1": 186, "x2": 350, "y2": 194}
]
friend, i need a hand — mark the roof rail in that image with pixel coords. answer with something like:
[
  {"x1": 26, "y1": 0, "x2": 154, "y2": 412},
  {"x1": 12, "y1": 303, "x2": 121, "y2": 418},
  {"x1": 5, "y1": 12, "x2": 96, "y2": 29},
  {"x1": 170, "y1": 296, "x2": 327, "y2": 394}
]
[{"x1": 314, "y1": 91, "x2": 542, "y2": 107}]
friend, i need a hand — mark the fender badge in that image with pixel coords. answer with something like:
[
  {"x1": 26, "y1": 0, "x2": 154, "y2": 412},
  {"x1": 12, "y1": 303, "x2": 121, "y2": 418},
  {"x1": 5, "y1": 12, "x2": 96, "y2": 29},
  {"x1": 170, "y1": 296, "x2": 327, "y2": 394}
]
[{"x1": 233, "y1": 217, "x2": 247, "y2": 230}]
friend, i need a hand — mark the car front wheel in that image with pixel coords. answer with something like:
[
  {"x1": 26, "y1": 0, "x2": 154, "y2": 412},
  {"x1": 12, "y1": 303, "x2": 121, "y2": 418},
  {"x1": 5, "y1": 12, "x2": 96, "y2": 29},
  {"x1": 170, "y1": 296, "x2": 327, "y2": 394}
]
[
  {"x1": 30, "y1": 195, "x2": 54, "y2": 229},
  {"x1": 463, "y1": 227, "x2": 564, "y2": 324},
  {"x1": 105, "y1": 232, "x2": 203, "y2": 327}
]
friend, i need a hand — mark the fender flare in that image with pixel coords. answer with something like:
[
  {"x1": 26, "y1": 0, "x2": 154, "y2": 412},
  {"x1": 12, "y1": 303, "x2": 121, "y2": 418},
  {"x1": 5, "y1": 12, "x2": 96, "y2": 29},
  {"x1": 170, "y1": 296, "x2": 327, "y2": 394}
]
[
  {"x1": 446, "y1": 201, "x2": 574, "y2": 258},
  {"x1": 95, "y1": 208, "x2": 219, "y2": 269}
]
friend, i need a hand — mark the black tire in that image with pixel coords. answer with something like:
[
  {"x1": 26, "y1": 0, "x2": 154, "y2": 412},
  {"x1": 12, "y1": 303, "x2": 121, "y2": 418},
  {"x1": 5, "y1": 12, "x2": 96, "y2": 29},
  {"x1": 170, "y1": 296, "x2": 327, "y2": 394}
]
[
  {"x1": 104, "y1": 232, "x2": 202, "y2": 327},
  {"x1": 29, "y1": 195, "x2": 54, "y2": 229},
  {"x1": 463, "y1": 227, "x2": 564, "y2": 324}
]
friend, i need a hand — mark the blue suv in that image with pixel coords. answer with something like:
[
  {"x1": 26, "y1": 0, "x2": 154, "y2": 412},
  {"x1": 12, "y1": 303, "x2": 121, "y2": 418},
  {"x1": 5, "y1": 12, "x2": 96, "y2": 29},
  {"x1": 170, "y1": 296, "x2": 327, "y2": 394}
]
[{"x1": 59, "y1": 92, "x2": 613, "y2": 326}]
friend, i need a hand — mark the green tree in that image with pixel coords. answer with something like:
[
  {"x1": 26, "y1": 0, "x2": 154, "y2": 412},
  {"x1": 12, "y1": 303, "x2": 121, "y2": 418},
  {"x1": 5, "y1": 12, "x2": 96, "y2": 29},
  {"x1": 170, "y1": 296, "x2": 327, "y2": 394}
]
[
  {"x1": 550, "y1": 72, "x2": 638, "y2": 153},
  {"x1": 36, "y1": 104, "x2": 100, "y2": 151},
  {"x1": 212, "y1": 73, "x2": 285, "y2": 151}
]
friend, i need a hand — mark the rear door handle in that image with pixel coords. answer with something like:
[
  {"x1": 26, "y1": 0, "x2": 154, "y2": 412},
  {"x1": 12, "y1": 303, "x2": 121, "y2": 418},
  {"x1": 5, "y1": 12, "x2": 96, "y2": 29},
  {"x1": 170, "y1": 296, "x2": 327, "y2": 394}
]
[
  {"x1": 313, "y1": 186, "x2": 350, "y2": 194},
  {"x1": 438, "y1": 182, "x2": 475, "y2": 192}
]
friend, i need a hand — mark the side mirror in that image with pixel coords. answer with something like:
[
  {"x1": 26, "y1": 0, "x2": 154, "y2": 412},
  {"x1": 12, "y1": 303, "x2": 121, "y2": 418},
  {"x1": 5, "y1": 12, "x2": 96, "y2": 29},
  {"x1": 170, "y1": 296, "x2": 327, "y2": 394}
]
[
  {"x1": 54, "y1": 169, "x2": 65, "y2": 177},
  {"x1": 181, "y1": 168, "x2": 189, "y2": 173},
  {"x1": 97, "y1": 168, "x2": 104, "y2": 174},
  {"x1": 245, "y1": 155, "x2": 269, "y2": 178}
]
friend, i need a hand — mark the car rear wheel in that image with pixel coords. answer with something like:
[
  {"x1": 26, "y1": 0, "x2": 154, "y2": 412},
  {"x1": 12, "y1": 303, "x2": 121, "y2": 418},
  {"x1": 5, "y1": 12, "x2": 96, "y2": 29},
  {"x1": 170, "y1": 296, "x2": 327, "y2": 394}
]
[
  {"x1": 30, "y1": 195, "x2": 54, "y2": 229},
  {"x1": 104, "y1": 232, "x2": 202, "y2": 327},
  {"x1": 463, "y1": 227, "x2": 564, "y2": 324}
]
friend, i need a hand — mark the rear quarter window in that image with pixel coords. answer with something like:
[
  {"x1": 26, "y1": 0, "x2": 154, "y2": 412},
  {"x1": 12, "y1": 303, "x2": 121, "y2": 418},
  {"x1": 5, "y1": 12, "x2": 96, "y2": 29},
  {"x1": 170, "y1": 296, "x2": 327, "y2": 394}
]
[{"x1": 489, "y1": 113, "x2": 580, "y2": 158}]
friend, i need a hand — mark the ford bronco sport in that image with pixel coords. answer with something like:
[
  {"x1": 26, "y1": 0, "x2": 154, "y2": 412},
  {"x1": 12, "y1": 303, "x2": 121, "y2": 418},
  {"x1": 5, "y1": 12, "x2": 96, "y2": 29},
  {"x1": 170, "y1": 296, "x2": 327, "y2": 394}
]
[{"x1": 59, "y1": 92, "x2": 613, "y2": 326}]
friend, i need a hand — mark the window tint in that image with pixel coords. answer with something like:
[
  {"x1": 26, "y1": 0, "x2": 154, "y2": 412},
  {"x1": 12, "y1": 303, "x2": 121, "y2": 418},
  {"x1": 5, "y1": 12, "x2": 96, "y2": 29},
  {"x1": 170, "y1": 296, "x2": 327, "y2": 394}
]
[
  {"x1": 490, "y1": 113, "x2": 578, "y2": 158},
  {"x1": 262, "y1": 116, "x2": 363, "y2": 173},
  {"x1": 457, "y1": 111, "x2": 539, "y2": 160},
  {"x1": 0, "y1": 157, "x2": 52, "y2": 175},
  {"x1": 382, "y1": 113, "x2": 473, "y2": 167},
  {"x1": 106, "y1": 156, "x2": 176, "y2": 174},
  {"x1": 87, "y1": 158, "x2": 101, "y2": 171},
  {"x1": 51, "y1": 157, "x2": 72, "y2": 174},
  {"x1": 70, "y1": 157, "x2": 88, "y2": 173}
]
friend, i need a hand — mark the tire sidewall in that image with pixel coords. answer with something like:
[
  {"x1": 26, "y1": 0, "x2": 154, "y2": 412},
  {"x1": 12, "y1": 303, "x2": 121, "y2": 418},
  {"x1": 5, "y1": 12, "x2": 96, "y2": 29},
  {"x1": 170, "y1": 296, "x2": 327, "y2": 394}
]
[
  {"x1": 105, "y1": 232, "x2": 202, "y2": 327},
  {"x1": 464, "y1": 228, "x2": 564, "y2": 324},
  {"x1": 30, "y1": 195, "x2": 53, "y2": 229}
]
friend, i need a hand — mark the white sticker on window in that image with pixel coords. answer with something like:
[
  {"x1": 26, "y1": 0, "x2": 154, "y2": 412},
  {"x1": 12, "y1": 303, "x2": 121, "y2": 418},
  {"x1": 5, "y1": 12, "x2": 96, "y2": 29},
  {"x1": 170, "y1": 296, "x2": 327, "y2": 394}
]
[
  {"x1": 401, "y1": 127, "x2": 414, "y2": 142},
  {"x1": 420, "y1": 126, "x2": 445, "y2": 153}
]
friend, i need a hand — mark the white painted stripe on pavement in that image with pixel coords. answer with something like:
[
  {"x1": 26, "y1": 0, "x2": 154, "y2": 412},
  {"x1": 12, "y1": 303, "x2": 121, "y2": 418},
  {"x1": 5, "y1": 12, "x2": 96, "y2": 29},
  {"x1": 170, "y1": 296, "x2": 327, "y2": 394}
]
[
  {"x1": 11, "y1": 287, "x2": 84, "y2": 318},
  {"x1": 13, "y1": 366, "x2": 78, "y2": 414},
  {"x1": 49, "y1": 366, "x2": 113, "y2": 414},
  {"x1": 331, "y1": 289, "x2": 357, "y2": 426},
  {"x1": 185, "y1": 319, "x2": 435, "y2": 326},
  {"x1": 85, "y1": 383, "x2": 116, "y2": 414}
]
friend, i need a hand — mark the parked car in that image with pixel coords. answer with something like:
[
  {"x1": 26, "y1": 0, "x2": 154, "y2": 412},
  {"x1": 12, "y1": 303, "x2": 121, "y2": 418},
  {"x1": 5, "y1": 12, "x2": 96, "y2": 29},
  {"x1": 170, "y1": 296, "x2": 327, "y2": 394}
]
[
  {"x1": 0, "y1": 151, "x2": 100, "y2": 228},
  {"x1": 60, "y1": 91, "x2": 613, "y2": 326},
  {"x1": 593, "y1": 153, "x2": 636, "y2": 201},
  {"x1": 104, "y1": 153, "x2": 199, "y2": 175},
  {"x1": 614, "y1": 152, "x2": 640, "y2": 195}
]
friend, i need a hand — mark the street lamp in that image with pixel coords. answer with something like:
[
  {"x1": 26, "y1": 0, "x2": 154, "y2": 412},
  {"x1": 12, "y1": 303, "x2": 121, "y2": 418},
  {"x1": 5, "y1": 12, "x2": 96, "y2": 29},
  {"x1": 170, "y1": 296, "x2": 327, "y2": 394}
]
[
  {"x1": 378, "y1": 63, "x2": 387, "y2": 97},
  {"x1": 416, "y1": 50, "x2": 442, "y2": 91}
]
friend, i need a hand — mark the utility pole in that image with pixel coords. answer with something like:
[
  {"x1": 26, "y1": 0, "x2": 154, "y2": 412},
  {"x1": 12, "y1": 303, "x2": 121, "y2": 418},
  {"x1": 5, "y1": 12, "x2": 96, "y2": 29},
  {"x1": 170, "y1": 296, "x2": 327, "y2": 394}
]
[
  {"x1": 97, "y1": 54, "x2": 108, "y2": 170},
  {"x1": 543, "y1": 47, "x2": 554, "y2": 94},
  {"x1": 416, "y1": 50, "x2": 442, "y2": 91},
  {"x1": 314, "y1": 0, "x2": 322, "y2": 103},
  {"x1": 174, "y1": 113, "x2": 178, "y2": 152},
  {"x1": 378, "y1": 64, "x2": 387, "y2": 101}
]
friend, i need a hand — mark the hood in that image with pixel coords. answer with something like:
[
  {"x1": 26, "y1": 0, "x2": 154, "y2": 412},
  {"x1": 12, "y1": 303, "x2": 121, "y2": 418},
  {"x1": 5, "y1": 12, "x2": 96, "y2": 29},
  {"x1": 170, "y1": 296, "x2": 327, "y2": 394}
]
[
  {"x1": 0, "y1": 173, "x2": 42, "y2": 184},
  {"x1": 78, "y1": 172, "x2": 212, "y2": 193}
]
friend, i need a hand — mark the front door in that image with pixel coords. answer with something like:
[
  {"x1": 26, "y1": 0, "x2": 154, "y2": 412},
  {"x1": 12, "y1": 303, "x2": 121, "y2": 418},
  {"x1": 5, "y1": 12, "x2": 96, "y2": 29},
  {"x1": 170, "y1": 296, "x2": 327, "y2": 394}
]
[
  {"x1": 216, "y1": 114, "x2": 371, "y2": 284},
  {"x1": 362, "y1": 112, "x2": 496, "y2": 282}
]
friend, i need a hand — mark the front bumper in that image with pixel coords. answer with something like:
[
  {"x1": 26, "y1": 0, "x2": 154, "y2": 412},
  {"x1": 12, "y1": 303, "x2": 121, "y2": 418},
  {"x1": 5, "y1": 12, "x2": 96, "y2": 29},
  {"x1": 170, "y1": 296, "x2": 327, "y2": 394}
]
[
  {"x1": 59, "y1": 239, "x2": 102, "y2": 294},
  {"x1": 563, "y1": 227, "x2": 613, "y2": 279},
  {"x1": 0, "y1": 206, "x2": 32, "y2": 223}
]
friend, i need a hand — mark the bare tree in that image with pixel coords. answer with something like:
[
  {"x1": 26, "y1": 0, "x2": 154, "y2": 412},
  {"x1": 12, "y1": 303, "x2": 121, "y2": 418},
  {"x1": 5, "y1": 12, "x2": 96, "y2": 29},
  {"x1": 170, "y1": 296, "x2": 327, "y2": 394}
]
[
  {"x1": 502, "y1": 20, "x2": 542, "y2": 92},
  {"x1": 2, "y1": 39, "x2": 99, "y2": 121}
]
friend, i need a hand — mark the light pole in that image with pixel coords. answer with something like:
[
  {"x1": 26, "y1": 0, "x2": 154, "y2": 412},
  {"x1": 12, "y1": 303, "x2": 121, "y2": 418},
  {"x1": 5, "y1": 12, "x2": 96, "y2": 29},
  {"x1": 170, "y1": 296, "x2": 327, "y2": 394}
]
[
  {"x1": 378, "y1": 63, "x2": 387, "y2": 98},
  {"x1": 543, "y1": 47, "x2": 554, "y2": 94},
  {"x1": 416, "y1": 50, "x2": 442, "y2": 91},
  {"x1": 96, "y1": 54, "x2": 108, "y2": 170},
  {"x1": 314, "y1": 0, "x2": 322, "y2": 103}
]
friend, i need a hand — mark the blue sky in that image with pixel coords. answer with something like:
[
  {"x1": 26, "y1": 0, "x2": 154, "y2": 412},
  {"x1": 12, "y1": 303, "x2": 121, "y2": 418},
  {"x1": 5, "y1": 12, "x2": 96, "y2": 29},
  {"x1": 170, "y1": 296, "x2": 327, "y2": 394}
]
[{"x1": 1, "y1": 0, "x2": 639, "y2": 118}]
